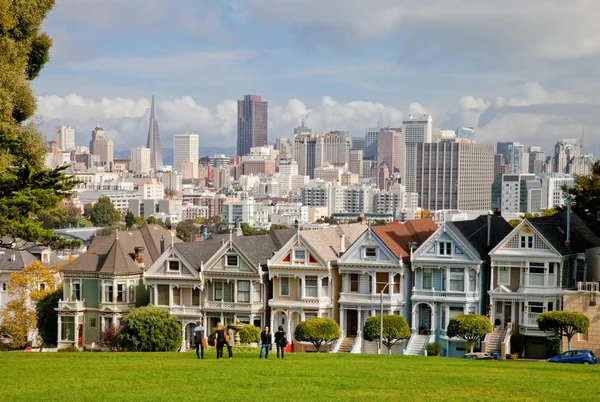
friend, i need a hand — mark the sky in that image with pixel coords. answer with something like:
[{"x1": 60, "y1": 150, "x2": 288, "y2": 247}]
[{"x1": 34, "y1": 0, "x2": 600, "y2": 156}]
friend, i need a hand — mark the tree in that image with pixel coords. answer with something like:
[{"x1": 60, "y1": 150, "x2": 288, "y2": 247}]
[
  {"x1": 0, "y1": 0, "x2": 79, "y2": 250},
  {"x1": 293, "y1": 318, "x2": 340, "y2": 352},
  {"x1": 362, "y1": 314, "x2": 410, "y2": 354},
  {"x1": 36, "y1": 289, "x2": 62, "y2": 346},
  {"x1": 537, "y1": 310, "x2": 590, "y2": 351},
  {"x1": 176, "y1": 219, "x2": 200, "y2": 242},
  {"x1": 87, "y1": 196, "x2": 120, "y2": 227},
  {"x1": 565, "y1": 161, "x2": 600, "y2": 232},
  {"x1": 165, "y1": 217, "x2": 172, "y2": 230},
  {"x1": 204, "y1": 215, "x2": 225, "y2": 234},
  {"x1": 508, "y1": 208, "x2": 560, "y2": 228},
  {"x1": 118, "y1": 306, "x2": 182, "y2": 352},
  {"x1": 446, "y1": 314, "x2": 492, "y2": 353},
  {"x1": 0, "y1": 260, "x2": 63, "y2": 347},
  {"x1": 125, "y1": 212, "x2": 135, "y2": 229}
]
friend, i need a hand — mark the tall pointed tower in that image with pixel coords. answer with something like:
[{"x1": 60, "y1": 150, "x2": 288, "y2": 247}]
[{"x1": 146, "y1": 95, "x2": 163, "y2": 170}]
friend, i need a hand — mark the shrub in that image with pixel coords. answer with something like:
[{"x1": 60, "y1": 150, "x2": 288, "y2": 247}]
[
  {"x1": 537, "y1": 310, "x2": 590, "y2": 351},
  {"x1": 446, "y1": 315, "x2": 492, "y2": 353},
  {"x1": 547, "y1": 336, "x2": 561, "y2": 357},
  {"x1": 36, "y1": 290, "x2": 61, "y2": 346},
  {"x1": 294, "y1": 318, "x2": 340, "y2": 352},
  {"x1": 363, "y1": 315, "x2": 410, "y2": 354},
  {"x1": 239, "y1": 324, "x2": 261, "y2": 344},
  {"x1": 426, "y1": 342, "x2": 442, "y2": 356},
  {"x1": 118, "y1": 306, "x2": 182, "y2": 352},
  {"x1": 510, "y1": 334, "x2": 526, "y2": 356},
  {"x1": 99, "y1": 324, "x2": 122, "y2": 351}
]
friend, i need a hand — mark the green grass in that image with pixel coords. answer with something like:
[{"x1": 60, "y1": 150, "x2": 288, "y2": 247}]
[{"x1": 1, "y1": 350, "x2": 599, "y2": 401}]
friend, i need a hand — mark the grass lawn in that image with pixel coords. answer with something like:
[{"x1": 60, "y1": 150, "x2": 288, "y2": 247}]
[{"x1": 1, "y1": 349, "x2": 598, "y2": 401}]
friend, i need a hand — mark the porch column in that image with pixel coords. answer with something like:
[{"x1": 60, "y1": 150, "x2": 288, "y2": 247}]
[
  {"x1": 411, "y1": 304, "x2": 417, "y2": 331},
  {"x1": 357, "y1": 309, "x2": 362, "y2": 335},
  {"x1": 153, "y1": 285, "x2": 157, "y2": 306},
  {"x1": 371, "y1": 273, "x2": 376, "y2": 295},
  {"x1": 317, "y1": 276, "x2": 322, "y2": 299},
  {"x1": 286, "y1": 310, "x2": 291, "y2": 342},
  {"x1": 233, "y1": 280, "x2": 237, "y2": 303},
  {"x1": 340, "y1": 309, "x2": 346, "y2": 332},
  {"x1": 301, "y1": 275, "x2": 306, "y2": 299},
  {"x1": 490, "y1": 266, "x2": 494, "y2": 291},
  {"x1": 431, "y1": 307, "x2": 436, "y2": 333},
  {"x1": 181, "y1": 323, "x2": 186, "y2": 352},
  {"x1": 202, "y1": 315, "x2": 207, "y2": 337},
  {"x1": 270, "y1": 314, "x2": 275, "y2": 334},
  {"x1": 169, "y1": 285, "x2": 173, "y2": 307},
  {"x1": 511, "y1": 301, "x2": 515, "y2": 324},
  {"x1": 57, "y1": 315, "x2": 62, "y2": 344},
  {"x1": 74, "y1": 315, "x2": 79, "y2": 346},
  {"x1": 249, "y1": 281, "x2": 254, "y2": 304}
]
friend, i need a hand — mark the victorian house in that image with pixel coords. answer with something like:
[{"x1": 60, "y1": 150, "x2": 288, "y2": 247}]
[
  {"x1": 336, "y1": 220, "x2": 438, "y2": 354},
  {"x1": 488, "y1": 211, "x2": 600, "y2": 358},
  {"x1": 57, "y1": 225, "x2": 174, "y2": 350},
  {"x1": 409, "y1": 214, "x2": 512, "y2": 357},
  {"x1": 267, "y1": 224, "x2": 366, "y2": 352},
  {"x1": 144, "y1": 230, "x2": 295, "y2": 350}
]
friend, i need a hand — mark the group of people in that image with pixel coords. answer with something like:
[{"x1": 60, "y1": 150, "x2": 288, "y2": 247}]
[{"x1": 192, "y1": 322, "x2": 288, "y2": 360}]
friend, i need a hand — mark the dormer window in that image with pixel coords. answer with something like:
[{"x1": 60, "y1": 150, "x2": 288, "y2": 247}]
[
  {"x1": 364, "y1": 247, "x2": 377, "y2": 258},
  {"x1": 438, "y1": 242, "x2": 452, "y2": 256},
  {"x1": 293, "y1": 249, "x2": 306, "y2": 262},
  {"x1": 168, "y1": 260, "x2": 180, "y2": 271},
  {"x1": 226, "y1": 255, "x2": 238, "y2": 267},
  {"x1": 520, "y1": 235, "x2": 533, "y2": 248}
]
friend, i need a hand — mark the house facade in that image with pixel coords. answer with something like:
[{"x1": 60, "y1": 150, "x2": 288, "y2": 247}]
[{"x1": 488, "y1": 211, "x2": 600, "y2": 358}]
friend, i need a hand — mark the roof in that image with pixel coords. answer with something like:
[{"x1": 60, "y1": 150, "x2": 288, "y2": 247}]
[
  {"x1": 63, "y1": 225, "x2": 177, "y2": 275},
  {"x1": 526, "y1": 211, "x2": 600, "y2": 255},
  {"x1": 448, "y1": 215, "x2": 513, "y2": 260},
  {"x1": 0, "y1": 249, "x2": 37, "y2": 272},
  {"x1": 372, "y1": 219, "x2": 438, "y2": 263},
  {"x1": 301, "y1": 223, "x2": 368, "y2": 262}
]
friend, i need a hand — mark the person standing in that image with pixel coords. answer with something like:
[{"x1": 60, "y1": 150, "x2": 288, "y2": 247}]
[
  {"x1": 274, "y1": 325, "x2": 287, "y2": 359},
  {"x1": 215, "y1": 323, "x2": 226, "y2": 359},
  {"x1": 226, "y1": 325, "x2": 235, "y2": 359},
  {"x1": 259, "y1": 326, "x2": 272, "y2": 359},
  {"x1": 193, "y1": 321, "x2": 205, "y2": 360}
]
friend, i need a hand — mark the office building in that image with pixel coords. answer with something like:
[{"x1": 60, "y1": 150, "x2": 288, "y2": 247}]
[
  {"x1": 293, "y1": 133, "x2": 351, "y2": 178},
  {"x1": 173, "y1": 133, "x2": 199, "y2": 173},
  {"x1": 364, "y1": 128, "x2": 379, "y2": 160},
  {"x1": 237, "y1": 94, "x2": 268, "y2": 157},
  {"x1": 455, "y1": 127, "x2": 475, "y2": 139},
  {"x1": 540, "y1": 174, "x2": 575, "y2": 210},
  {"x1": 403, "y1": 114, "x2": 432, "y2": 191},
  {"x1": 528, "y1": 146, "x2": 546, "y2": 174},
  {"x1": 496, "y1": 142, "x2": 525, "y2": 174},
  {"x1": 146, "y1": 95, "x2": 163, "y2": 171},
  {"x1": 349, "y1": 149, "x2": 364, "y2": 176},
  {"x1": 377, "y1": 129, "x2": 403, "y2": 173},
  {"x1": 501, "y1": 174, "x2": 542, "y2": 214},
  {"x1": 54, "y1": 125, "x2": 75, "y2": 151},
  {"x1": 89, "y1": 125, "x2": 114, "y2": 168},
  {"x1": 131, "y1": 146, "x2": 151, "y2": 175}
]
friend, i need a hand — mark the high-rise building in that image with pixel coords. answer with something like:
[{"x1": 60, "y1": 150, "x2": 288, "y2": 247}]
[
  {"x1": 351, "y1": 137, "x2": 366, "y2": 152},
  {"x1": 173, "y1": 133, "x2": 199, "y2": 173},
  {"x1": 491, "y1": 154, "x2": 508, "y2": 209},
  {"x1": 146, "y1": 95, "x2": 163, "y2": 171},
  {"x1": 377, "y1": 162, "x2": 390, "y2": 191},
  {"x1": 237, "y1": 94, "x2": 268, "y2": 157},
  {"x1": 456, "y1": 127, "x2": 475, "y2": 139},
  {"x1": 89, "y1": 125, "x2": 114, "y2": 168},
  {"x1": 293, "y1": 133, "x2": 350, "y2": 178},
  {"x1": 412, "y1": 140, "x2": 494, "y2": 210},
  {"x1": 527, "y1": 146, "x2": 546, "y2": 174},
  {"x1": 131, "y1": 146, "x2": 151, "y2": 175},
  {"x1": 349, "y1": 149, "x2": 364, "y2": 176},
  {"x1": 364, "y1": 128, "x2": 379, "y2": 160},
  {"x1": 54, "y1": 125, "x2": 75, "y2": 151},
  {"x1": 496, "y1": 141, "x2": 525, "y2": 174},
  {"x1": 377, "y1": 129, "x2": 403, "y2": 173},
  {"x1": 403, "y1": 114, "x2": 432, "y2": 191},
  {"x1": 500, "y1": 174, "x2": 542, "y2": 214}
]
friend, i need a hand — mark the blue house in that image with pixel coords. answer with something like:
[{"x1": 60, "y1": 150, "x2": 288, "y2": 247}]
[{"x1": 408, "y1": 214, "x2": 512, "y2": 357}]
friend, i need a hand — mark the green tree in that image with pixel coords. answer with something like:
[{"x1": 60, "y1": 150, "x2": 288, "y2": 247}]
[
  {"x1": 446, "y1": 315, "x2": 492, "y2": 353},
  {"x1": 118, "y1": 306, "x2": 182, "y2": 352},
  {"x1": 165, "y1": 217, "x2": 172, "y2": 229},
  {"x1": 362, "y1": 314, "x2": 410, "y2": 354},
  {"x1": 125, "y1": 212, "x2": 135, "y2": 229},
  {"x1": 204, "y1": 215, "x2": 225, "y2": 234},
  {"x1": 241, "y1": 222, "x2": 252, "y2": 236},
  {"x1": 176, "y1": 219, "x2": 200, "y2": 242},
  {"x1": 36, "y1": 289, "x2": 62, "y2": 346},
  {"x1": 537, "y1": 310, "x2": 590, "y2": 351},
  {"x1": 88, "y1": 197, "x2": 120, "y2": 227},
  {"x1": 565, "y1": 161, "x2": 600, "y2": 232},
  {"x1": 294, "y1": 318, "x2": 340, "y2": 352},
  {"x1": 0, "y1": 0, "x2": 79, "y2": 250}
]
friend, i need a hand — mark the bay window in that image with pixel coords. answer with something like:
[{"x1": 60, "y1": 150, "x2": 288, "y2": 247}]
[
  {"x1": 173, "y1": 287, "x2": 181, "y2": 305},
  {"x1": 192, "y1": 288, "x2": 200, "y2": 306},
  {"x1": 498, "y1": 267, "x2": 509, "y2": 285},
  {"x1": 61, "y1": 316, "x2": 74, "y2": 341},
  {"x1": 104, "y1": 283, "x2": 113, "y2": 303},
  {"x1": 469, "y1": 270, "x2": 476, "y2": 292},
  {"x1": 280, "y1": 277, "x2": 290, "y2": 296},
  {"x1": 157, "y1": 284, "x2": 169, "y2": 305},
  {"x1": 253, "y1": 282, "x2": 261, "y2": 302},
  {"x1": 422, "y1": 268, "x2": 432, "y2": 290},
  {"x1": 117, "y1": 283, "x2": 126, "y2": 302},
  {"x1": 305, "y1": 276, "x2": 318, "y2": 298},
  {"x1": 450, "y1": 268, "x2": 464, "y2": 292},
  {"x1": 376, "y1": 272, "x2": 388, "y2": 293},
  {"x1": 237, "y1": 280, "x2": 250, "y2": 303},
  {"x1": 321, "y1": 277, "x2": 329, "y2": 297}
]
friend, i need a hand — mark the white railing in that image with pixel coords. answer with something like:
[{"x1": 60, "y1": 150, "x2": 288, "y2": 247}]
[
  {"x1": 412, "y1": 289, "x2": 479, "y2": 299},
  {"x1": 163, "y1": 306, "x2": 202, "y2": 315},
  {"x1": 58, "y1": 300, "x2": 85, "y2": 310},
  {"x1": 528, "y1": 274, "x2": 544, "y2": 286},
  {"x1": 203, "y1": 301, "x2": 256, "y2": 310},
  {"x1": 527, "y1": 312, "x2": 540, "y2": 326},
  {"x1": 298, "y1": 297, "x2": 332, "y2": 305},
  {"x1": 500, "y1": 323, "x2": 512, "y2": 360},
  {"x1": 578, "y1": 282, "x2": 600, "y2": 292},
  {"x1": 350, "y1": 332, "x2": 362, "y2": 354},
  {"x1": 339, "y1": 293, "x2": 399, "y2": 304}
]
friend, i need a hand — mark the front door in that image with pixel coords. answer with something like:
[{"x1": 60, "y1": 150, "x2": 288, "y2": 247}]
[
  {"x1": 421, "y1": 306, "x2": 431, "y2": 333},
  {"x1": 346, "y1": 310, "x2": 358, "y2": 336},
  {"x1": 504, "y1": 303, "x2": 512, "y2": 326}
]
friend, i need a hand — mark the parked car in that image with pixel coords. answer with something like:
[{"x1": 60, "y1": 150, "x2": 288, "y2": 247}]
[
  {"x1": 547, "y1": 350, "x2": 597, "y2": 364},
  {"x1": 463, "y1": 352, "x2": 493, "y2": 360}
]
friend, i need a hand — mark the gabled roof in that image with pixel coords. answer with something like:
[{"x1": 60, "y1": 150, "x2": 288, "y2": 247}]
[
  {"x1": 448, "y1": 215, "x2": 513, "y2": 260},
  {"x1": 0, "y1": 249, "x2": 37, "y2": 272},
  {"x1": 526, "y1": 211, "x2": 600, "y2": 255},
  {"x1": 300, "y1": 224, "x2": 368, "y2": 262},
  {"x1": 371, "y1": 219, "x2": 438, "y2": 263}
]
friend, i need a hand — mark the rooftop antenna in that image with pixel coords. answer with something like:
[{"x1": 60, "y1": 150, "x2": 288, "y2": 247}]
[{"x1": 97, "y1": 116, "x2": 100, "y2": 127}]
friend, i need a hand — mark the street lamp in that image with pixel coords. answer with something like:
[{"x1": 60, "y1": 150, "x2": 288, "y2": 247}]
[{"x1": 379, "y1": 282, "x2": 390, "y2": 355}]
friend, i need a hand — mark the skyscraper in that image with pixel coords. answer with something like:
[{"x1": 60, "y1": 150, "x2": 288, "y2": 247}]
[
  {"x1": 496, "y1": 141, "x2": 525, "y2": 174},
  {"x1": 237, "y1": 94, "x2": 268, "y2": 157},
  {"x1": 364, "y1": 128, "x2": 379, "y2": 160},
  {"x1": 54, "y1": 125, "x2": 75, "y2": 151},
  {"x1": 131, "y1": 146, "x2": 151, "y2": 175},
  {"x1": 89, "y1": 125, "x2": 114, "y2": 168},
  {"x1": 377, "y1": 129, "x2": 403, "y2": 173},
  {"x1": 146, "y1": 95, "x2": 163, "y2": 171},
  {"x1": 403, "y1": 114, "x2": 433, "y2": 192},
  {"x1": 173, "y1": 133, "x2": 199, "y2": 173}
]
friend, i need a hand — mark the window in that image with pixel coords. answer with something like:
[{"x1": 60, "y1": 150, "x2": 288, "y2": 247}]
[
  {"x1": 393, "y1": 275, "x2": 401, "y2": 294},
  {"x1": 548, "y1": 301, "x2": 554, "y2": 311},
  {"x1": 365, "y1": 247, "x2": 377, "y2": 258},
  {"x1": 467, "y1": 306, "x2": 475, "y2": 315},
  {"x1": 215, "y1": 282, "x2": 233, "y2": 302},
  {"x1": 350, "y1": 274, "x2": 359, "y2": 292},
  {"x1": 422, "y1": 268, "x2": 432, "y2": 290},
  {"x1": 237, "y1": 280, "x2": 250, "y2": 303},
  {"x1": 157, "y1": 284, "x2": 169, "y2": 305},
  {"x1": 498, "y1": 267, "x2": 509, "y2": 285},
  {"x1": 61, "y1": 316, "x2": 74, "y2": 341},
  {"x1": 280, "y1": 277, "x2": 290, "y2": 296},
  {"x1": 520, "y1": 235, "x2": 533, "y2": 248},
  {"x1": 117, "y1": 283, "x2": 126, "y2": 302},
  {"x1": 376, "y1": 272, "x2": 388, "y2": 293},
  {"x1": 1, "y1": 283, "x2": 5, "y2": 292},
  {"x1": 298, "y1": 278, "x2": 302, "y2": 298},
  {"x1": 441, "y1": 308, "x2": 447, "y2": 330},
  {"x1": 168, "y1": 260, "x2": 180, "y2": 271},
  {"x1": 450, "y1": 268, "x2": 464, "y2": 292},
  {"x1": 89, "y1": 317, "x2": 96, "y2": 329},
  {"x1": 192, "y1": 288, "x2": 200, "y2": 306},
  {"x1": 449, "y1": 306, "x2": 463, "y2": 321},
  {"x1": 304, "y1": 311, "x2": 318, "y2": 320},
  {"x1": 238, "y1": 316, "x2": 250, "y2": 324},
  {"x1": 322, "y1": 277, "x2": 329, "y2": 297},
  {"x1": 103, "y1": 317, "x2": 113, "y2": 329},
  {"x1": 215, "y1": 282, "x2": 223, "y2": 301},
  {"x1": 305, "y1": 276, "x2": 318, "y2": 298},
  {"x1": 226, "y1": 255, "x2": 238, "y2": 266},
  {"x1": 104, "y1": 283, "x2": 113, "y2": 303},
  {"x1": 128, "y1": 284, "x2": 135, "y2": 303},
  {"x1": 294, "y1": 249, "x2": 306, "y2": 261},
  {"x1": 72, "y1": 282, "x2": 81, "y2": 301},
  {"x1": 529, "y1": 301, "x2": 544, "y2": 314},
  {"x1": 173, "y1": 287, "x2": 181, "y2": 305},
  {"x1": 253, "y1": 282, "x2": 261, "y2": 302},
  {"x1": 438, "y1": 242, "x2": 452, "y2": 256},
  {"x1": 469, "y1": 270, "x2": 476, "y2": 292}
]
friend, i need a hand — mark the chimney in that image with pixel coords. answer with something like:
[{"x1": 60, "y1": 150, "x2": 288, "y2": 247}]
[
  {"x1": 134, "y1": 246, "x2": 145, "y2": 265},
  {"x1": 340, "y1": 235, "x2": 346, "y2": 254},
  {"x1": 236, "y1": 227, "x2": 243, "y2": 237},
  {"x1": 565, "y1": 198, "x2": 572, "y2": 248},
  {"x1": 160, "y1": 235, "x2": 165, "y2": 254},
  {"x1": 487, "y1": 210, "x2": 493, "y2": 247}
]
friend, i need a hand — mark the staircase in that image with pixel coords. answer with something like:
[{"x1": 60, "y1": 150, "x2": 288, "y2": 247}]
[
  {"x1": 485, "y1": 329, "x2": 503, "y2": 355},
  {"x1": 337, "y1": 337, "x2": 356, "y2": 353},
  {"x1": 405, "y1": 334, "x2": 429, "y2": 356}
]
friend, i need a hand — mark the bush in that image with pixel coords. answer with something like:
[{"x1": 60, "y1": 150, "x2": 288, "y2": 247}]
[
  {"x1": 99, "y1": 324, "x2": 121, "y2": 351},
  {"x1": 547, "y1": 336, "x2": 561, "y2": 357},
  {"x1": 363, "y1": 314, "x2": 410, "y2": 354},
  {"x1": 36, "y1": 290, "x2": 61, "y2": 346},
  {"x1": 294, "y1": 318, "x2": 340, "y2": 352},
  {"x1": 118, "y1": 306, "x2": 182, "y2": 352},
  {"x1": 510, "y1": 334, "x2": 526, "y2": 356},
  {"x1": 239, "y1": 324, "x2": 261, "y2": 344},
  {"x1": 426, "y1": 342, "x2": 442, "y2": 356}
]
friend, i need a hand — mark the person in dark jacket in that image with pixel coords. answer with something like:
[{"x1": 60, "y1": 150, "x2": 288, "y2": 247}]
[
  {"x1": 274, "y1": 325, "x2": 287, "y2": 359},
  {"x1": 215, "y1": 323, "x2": 226, "y2": 359},
  {"x1": 193, "y1": 321, "x2": 205, "y2": 359},
  {"x1": 259, "y1": 326, "x2": 272, "y2": 359},
  {"x1": 226, "y1": 325, "x2": 235, "y2": 359}
]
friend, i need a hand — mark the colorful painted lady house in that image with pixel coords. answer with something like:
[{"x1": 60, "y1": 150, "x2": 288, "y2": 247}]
[
  {"x1": 409, "y1": 214, "x2": 512, "y2": 357},
  {"x1": 487, "y1": 211, "x2": 600, "y2": 359}
]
